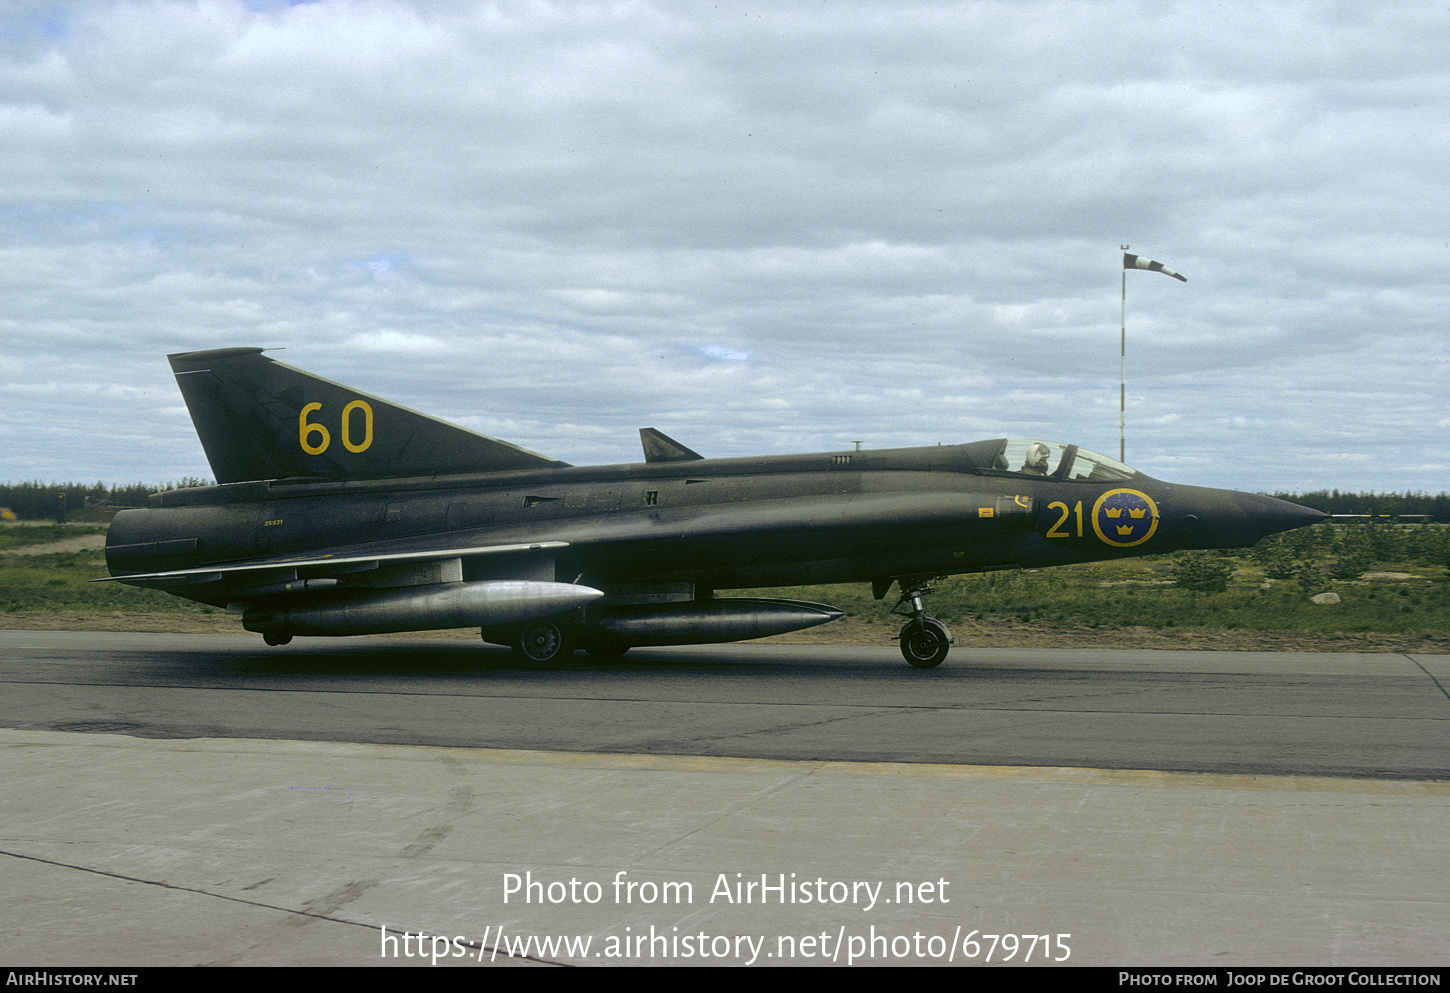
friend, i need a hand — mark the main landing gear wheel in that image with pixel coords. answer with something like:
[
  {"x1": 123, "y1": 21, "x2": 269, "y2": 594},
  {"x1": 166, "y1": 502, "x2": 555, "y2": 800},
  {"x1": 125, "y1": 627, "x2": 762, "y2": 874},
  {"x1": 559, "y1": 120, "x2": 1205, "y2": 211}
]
[
  {"x1": 513, "y1": 618, "x2": 572, "y2": 666},
  {"x1": 899, "y1": 617, "x2": 950, "y2": 669},
  {"x1": 262, "y1": 632, "x2": 292, "y2": 647}
]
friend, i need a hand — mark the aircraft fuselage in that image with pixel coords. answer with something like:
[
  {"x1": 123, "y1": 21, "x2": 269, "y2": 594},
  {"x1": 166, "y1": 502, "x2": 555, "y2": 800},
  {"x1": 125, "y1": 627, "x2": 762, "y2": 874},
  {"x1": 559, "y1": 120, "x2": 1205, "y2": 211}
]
[
  {"x1": 103, "y1": 348, "x2": 1327, "y2": 667},
  {"x1": 108, "y1": 440, "x2": 1317, "y2": 600}
]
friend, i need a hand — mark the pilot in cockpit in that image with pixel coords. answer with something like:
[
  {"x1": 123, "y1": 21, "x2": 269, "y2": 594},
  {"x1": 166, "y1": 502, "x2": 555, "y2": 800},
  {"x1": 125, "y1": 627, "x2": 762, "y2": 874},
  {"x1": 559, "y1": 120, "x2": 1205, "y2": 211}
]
[{"x1": 1020, "y1": 442, "x2": 1051, "y2": 475}]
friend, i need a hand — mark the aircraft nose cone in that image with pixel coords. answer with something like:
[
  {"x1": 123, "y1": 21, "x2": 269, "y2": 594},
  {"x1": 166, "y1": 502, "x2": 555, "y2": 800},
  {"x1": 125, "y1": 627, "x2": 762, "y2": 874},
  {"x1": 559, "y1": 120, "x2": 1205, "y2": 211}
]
[
  {"x1": 1168, "y1": 487, "x2": 1327, "y2": 549},
  {"x1": 1235, "y1": 492, "x2": 1329, "y2": 538}
]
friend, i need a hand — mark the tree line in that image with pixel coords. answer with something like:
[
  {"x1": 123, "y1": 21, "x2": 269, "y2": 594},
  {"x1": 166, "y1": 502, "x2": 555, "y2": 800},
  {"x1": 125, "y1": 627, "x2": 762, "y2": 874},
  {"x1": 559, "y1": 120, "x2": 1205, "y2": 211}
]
[
  {"x1": 1272, "y1": 491, "x2": 1450, "y2": 522},
  {"x1": 0, "y1": 479, "x2": 210, "y2": 519}
]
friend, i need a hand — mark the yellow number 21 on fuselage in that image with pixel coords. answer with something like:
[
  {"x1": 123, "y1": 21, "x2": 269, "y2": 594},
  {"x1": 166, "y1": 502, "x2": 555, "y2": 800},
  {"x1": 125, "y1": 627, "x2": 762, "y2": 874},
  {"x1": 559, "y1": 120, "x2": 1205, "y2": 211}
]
[{"x1": 1045, "y1": 500, "x2": 1084, "y2": 539}]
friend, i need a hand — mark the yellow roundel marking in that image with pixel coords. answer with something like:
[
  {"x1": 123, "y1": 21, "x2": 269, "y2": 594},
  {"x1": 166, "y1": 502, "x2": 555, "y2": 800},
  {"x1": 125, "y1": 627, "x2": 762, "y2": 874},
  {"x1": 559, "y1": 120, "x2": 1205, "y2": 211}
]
[{"x1": 1091, "y1": 489, "x2": 1159, "y2": 548}]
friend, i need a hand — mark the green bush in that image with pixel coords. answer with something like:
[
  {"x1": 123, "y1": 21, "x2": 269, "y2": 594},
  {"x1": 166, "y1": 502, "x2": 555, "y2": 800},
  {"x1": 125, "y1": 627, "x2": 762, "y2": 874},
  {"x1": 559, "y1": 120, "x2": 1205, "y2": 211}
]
[
  {"x1": 1253, "y1": 536, "x2": 1300, "y2": 580},
  {"x1": 1293, "y1": 560, "x2": 1334, "y2": 595},
  {"x1": 1329, "y1": 534, "x2": 1372, "y2": 579},
  {"x1": 1172, "y1": 552, "x2": 1232, "y2": 593}
]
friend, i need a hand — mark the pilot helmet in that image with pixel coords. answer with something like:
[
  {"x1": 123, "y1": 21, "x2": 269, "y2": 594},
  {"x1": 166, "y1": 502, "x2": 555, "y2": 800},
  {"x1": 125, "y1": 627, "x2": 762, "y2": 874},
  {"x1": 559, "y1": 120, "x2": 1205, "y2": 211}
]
[{"x1": 1025, "y1": 442, "x2": 1050, "y2": 468}]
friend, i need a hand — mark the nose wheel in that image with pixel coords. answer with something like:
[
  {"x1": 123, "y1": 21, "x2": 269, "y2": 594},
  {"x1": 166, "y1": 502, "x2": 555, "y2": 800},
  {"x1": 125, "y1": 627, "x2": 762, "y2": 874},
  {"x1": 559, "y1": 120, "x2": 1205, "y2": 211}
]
[
  {"x1": 899, "y1": 617, "x2": 951, "y2": 668},
  {"x1": 891, "y1": 578, "x2": 953, "y2": 668}
]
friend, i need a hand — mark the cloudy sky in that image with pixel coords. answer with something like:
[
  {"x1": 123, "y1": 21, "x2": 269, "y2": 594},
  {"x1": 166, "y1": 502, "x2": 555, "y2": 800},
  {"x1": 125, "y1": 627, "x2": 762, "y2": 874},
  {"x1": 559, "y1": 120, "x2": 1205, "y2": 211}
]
[{"x1": 2, "y1": 0, "x2": 1446, "y2": 495}]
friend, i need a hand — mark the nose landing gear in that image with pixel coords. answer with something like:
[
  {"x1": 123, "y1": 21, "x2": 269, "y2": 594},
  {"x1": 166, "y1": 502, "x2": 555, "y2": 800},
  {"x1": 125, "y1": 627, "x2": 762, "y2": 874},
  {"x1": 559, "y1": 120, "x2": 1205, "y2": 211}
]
[{"x1": 891, "y1": 578, "x2": 953, "y2": 668}]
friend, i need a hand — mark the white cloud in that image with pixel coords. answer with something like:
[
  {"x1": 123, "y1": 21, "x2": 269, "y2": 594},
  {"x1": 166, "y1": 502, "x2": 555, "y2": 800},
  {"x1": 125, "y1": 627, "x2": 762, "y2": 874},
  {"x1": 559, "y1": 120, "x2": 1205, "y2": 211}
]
[
  {"x1": 344, "y1": 330, "x2": 448, "y2": 354},
  {"x1": 691, "y1": 344, "x2": 751, "y2": 362},
  {"x1": 0, "y1": 0, "x2": 1444, "y2": 493}
]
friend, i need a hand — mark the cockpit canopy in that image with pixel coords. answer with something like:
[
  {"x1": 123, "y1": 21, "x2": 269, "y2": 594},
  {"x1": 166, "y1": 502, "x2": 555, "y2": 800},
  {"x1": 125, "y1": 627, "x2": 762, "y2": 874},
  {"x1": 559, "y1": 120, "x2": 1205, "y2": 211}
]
[{"x1": 990, "y1": 440, "x2": 1136, "y2": 482}]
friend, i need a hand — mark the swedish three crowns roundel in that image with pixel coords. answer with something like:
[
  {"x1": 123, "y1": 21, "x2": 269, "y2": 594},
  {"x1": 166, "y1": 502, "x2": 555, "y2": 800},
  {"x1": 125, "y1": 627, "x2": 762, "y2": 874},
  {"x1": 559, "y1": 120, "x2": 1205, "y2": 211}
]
[{"x1": 1091, "y1": 489, "x2": 1160, "y2": 547}]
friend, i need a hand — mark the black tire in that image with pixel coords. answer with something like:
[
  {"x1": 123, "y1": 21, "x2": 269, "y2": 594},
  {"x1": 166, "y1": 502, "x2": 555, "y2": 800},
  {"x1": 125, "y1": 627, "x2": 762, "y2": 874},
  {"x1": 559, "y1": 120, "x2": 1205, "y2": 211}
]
[
  {"x1": 263, "y1": 632, "x2": 292, "y2": 647},
  {"x1": 513, "y1": 618, "x2": 572, "y2": 665},
  {"x1": 899, "y1": 617, "x2": 950, "y2": 668}
]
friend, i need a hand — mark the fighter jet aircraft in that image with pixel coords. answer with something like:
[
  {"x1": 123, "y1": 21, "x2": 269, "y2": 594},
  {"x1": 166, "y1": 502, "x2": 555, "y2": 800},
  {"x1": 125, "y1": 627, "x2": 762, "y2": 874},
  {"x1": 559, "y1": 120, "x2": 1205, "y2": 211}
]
[{"x1": 102, "y1": 348, "x2": 1326, "y2": 667}]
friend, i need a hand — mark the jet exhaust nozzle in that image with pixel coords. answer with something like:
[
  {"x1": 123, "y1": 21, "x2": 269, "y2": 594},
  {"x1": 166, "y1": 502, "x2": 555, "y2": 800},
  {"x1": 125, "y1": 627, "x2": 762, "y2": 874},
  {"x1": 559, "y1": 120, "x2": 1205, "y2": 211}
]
[
  {"x1": 242, "y1": 580, "x2": 604, "y2": 637},
  {"x1": 592, "y1": 597, "x2": 843, "y2": 647}
]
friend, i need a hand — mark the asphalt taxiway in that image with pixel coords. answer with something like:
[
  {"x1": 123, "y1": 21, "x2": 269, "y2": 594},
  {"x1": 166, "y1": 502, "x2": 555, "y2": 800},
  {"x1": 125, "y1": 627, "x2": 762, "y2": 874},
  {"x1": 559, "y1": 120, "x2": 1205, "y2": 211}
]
[{"x1": 2, "y1": 631, "x2": 1447, "y2": 966}]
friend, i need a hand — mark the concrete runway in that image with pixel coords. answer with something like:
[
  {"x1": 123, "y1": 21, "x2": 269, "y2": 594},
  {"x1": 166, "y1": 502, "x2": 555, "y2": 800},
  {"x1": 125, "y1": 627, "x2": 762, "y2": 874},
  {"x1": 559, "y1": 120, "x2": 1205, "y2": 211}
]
[
  {"x1": 2, "y1": 631, "x2": 1447, "y2": 776},
  {"x1": 2, "y1": 630, "x2": 1448, "y2": 967}
]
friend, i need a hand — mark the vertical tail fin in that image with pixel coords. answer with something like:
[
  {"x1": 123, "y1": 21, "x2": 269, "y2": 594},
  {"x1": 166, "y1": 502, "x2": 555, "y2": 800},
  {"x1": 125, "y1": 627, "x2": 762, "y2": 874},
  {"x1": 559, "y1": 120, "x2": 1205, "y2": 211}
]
[{"x1": 168, "y1": 348, "x2": 566, "y2": 483}]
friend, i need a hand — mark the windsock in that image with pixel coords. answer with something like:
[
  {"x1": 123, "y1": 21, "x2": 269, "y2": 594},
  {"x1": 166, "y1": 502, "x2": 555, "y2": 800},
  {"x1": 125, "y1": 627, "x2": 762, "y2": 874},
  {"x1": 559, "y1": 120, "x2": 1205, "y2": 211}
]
[{"x1": 1123, "y1": 253, "x2": 1187, "y2": 282}]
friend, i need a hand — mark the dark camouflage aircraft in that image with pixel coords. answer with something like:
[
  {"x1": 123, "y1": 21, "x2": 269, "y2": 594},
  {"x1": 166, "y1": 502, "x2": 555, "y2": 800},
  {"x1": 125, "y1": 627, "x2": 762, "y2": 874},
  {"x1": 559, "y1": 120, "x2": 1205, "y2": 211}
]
[{"x1": 102, "y1": 348, "x2": 1325, "y2": 667}]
